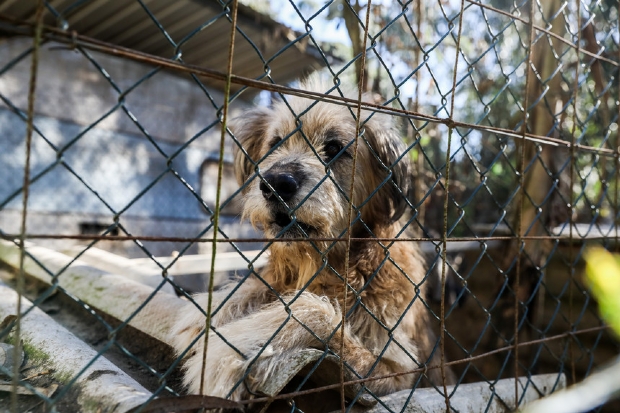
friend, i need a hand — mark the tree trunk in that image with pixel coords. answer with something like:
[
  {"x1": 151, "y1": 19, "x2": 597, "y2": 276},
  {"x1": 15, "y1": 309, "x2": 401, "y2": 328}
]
[
  {"x1": 342, "y1": 0, "x2": 368, "y2": 92},
  {"x1": 519, "y1": 0, "x2": 566, "y2": 263}
]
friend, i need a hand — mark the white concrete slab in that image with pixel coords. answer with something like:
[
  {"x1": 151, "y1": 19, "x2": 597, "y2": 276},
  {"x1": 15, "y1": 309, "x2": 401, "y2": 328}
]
[
  {"x1": 0, "y1": 282, "x2": 152, "y2": 412},
  {"x1": 341, "y1": 373, "x2": 566, "y2": 413}
]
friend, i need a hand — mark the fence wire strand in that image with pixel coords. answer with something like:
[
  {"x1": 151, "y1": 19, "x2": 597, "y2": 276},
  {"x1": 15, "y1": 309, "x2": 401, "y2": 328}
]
[
  {"x1": 512, "y1": 0, "x2": 537, "y2": 400},
  {"x1": 199, "y1": 0, "x2": 239, "y2": 397},
  {"x1": 567, "y1": 0, "x2": 582, "y2": 386},
  {"x1": 13, "y1": 1, "x2": 44, "y2": 411},
  {"x1": 441, "y1": 0, "x2": 467, "y2": 409},
  {"x1": 340, "y1": 1, "x2": 372, "y2": 410}
]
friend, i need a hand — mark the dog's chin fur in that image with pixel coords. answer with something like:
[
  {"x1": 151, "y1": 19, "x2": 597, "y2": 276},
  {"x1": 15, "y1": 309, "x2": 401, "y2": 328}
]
[{"x1": 171, "y1": 77, "x2": 454, "y2": 402}]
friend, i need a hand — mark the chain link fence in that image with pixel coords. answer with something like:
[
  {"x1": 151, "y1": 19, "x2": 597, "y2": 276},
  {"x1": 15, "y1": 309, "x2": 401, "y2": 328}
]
[{"x1": 0, "y1": 0, "x2": 619, "y2": 412}]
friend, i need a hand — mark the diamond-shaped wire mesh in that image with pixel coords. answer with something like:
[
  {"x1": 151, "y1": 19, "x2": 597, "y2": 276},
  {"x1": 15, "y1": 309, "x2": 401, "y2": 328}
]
[{"x1": 0, "y1": 0, "x2": 619, "y2": 412}]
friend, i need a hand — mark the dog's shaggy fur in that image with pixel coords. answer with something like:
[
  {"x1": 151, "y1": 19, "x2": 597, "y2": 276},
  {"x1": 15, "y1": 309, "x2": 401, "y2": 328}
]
[{"x1": 171, "y1": 79, "x2": 447, "y2": 401}]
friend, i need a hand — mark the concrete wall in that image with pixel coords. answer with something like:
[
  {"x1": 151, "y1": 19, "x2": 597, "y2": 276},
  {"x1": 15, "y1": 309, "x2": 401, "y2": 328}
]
[{"x1": 0, "y1": 37, "x2": 258, "y2": 258}]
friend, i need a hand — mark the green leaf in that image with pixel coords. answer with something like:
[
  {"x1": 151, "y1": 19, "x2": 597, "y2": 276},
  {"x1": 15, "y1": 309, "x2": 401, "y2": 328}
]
[{"x1": 584, "y1": 248, "x2": 620, "y2": 337}]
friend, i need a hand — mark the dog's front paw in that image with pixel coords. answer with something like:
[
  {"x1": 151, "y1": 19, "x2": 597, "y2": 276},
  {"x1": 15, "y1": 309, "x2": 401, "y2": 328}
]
[
  {"x1": 181, "y1": 333, "x2": 250, "y2": 399},
  {"x1": 171, "y1": 314, "x2": 248, "y2": 399}
]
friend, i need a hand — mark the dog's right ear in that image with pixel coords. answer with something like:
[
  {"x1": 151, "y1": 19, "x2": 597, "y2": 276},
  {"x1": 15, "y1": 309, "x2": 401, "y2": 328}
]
[
  {"x1": 230, "y1": 108, "x2": 272, "y2": 188},
  {"x1": 361, "y1": 116, "x2": 414, "y2": 224}
]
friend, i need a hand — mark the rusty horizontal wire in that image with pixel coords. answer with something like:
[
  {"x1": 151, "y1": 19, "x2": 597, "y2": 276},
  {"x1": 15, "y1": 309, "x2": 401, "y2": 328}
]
[
  {"x1": 1, "y1": 233, "x2": 614, "y2": 243},
  {"x1": 0, "y1": 13, "x2": 617, "y2": 158}
]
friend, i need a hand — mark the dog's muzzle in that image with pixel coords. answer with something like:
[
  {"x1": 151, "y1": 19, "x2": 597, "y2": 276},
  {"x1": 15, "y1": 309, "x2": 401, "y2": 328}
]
[
  {"x1": 258, "y1": 168, "x2": 316, "y2": 236},
  {"x1": 260, "y1": 172, "x2": 300, "y2": 203}
]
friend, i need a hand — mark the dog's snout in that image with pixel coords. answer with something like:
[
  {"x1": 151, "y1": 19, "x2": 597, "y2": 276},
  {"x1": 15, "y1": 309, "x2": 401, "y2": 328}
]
[{"x1": 260, "y1": 172, "x2": 299, "y2": 202}]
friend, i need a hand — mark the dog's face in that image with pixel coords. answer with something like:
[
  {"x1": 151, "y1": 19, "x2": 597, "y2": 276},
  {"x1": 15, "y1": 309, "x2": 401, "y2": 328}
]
[{"x1": 231, "y1": 82, "x2": 413, "y2": 242}]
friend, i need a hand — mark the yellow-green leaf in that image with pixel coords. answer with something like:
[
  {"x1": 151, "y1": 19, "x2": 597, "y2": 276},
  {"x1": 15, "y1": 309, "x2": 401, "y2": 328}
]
[{"x1": 584, "y1": 247, "x2": 620, "y2": 336}]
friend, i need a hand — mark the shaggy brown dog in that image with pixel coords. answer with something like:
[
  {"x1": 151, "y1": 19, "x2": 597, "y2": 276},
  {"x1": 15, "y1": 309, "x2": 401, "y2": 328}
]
[{"x1": 171, "y1": 79, "x2": 447, "y2": 403}]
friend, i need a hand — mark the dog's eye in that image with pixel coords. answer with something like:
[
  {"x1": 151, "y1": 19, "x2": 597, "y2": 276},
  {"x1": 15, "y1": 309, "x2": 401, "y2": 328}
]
[
  {"x1": 323, "y1": 141, "x2": 343, "y2": 161},
  {"x1": 268, "y1": 136, "x2": 282, "y2": 150}
]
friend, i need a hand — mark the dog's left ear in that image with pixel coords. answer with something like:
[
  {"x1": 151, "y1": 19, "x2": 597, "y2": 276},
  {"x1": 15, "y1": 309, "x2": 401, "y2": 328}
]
[{"x1": 362, "y1": 117, "x2": 414, "y2": 223}]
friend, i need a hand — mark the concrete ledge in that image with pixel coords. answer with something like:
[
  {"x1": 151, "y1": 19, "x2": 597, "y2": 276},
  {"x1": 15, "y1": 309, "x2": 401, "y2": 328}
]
[
  {"x1": 0, "y1": 282, "x2": 153, "y2": 413},
  {"x1": 0, "y1": 240, "x2": 184, "y2": 344},
  {"x1": 340, "y1": 373, "x2": 565, "y2": 413},
  {"x1": 129, "y1": 249, "x2": 268, "y2": 276},
  {"x1": 63, "y1": 246, "x2": 268, "y2": 292},
  {"x1": 63, "y1": 246, "x2": 176, "y2": 295}
]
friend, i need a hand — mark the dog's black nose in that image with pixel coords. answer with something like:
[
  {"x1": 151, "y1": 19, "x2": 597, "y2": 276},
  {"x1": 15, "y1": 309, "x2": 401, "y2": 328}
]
[{"x1": 260, "y1": 173, "x2": 299, "y2": 202}]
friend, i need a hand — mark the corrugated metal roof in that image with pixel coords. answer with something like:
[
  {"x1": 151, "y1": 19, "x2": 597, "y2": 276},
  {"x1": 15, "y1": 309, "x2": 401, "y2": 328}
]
[{"x1": 0, "y1": 0, "x2": 333, "y2": 95}]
